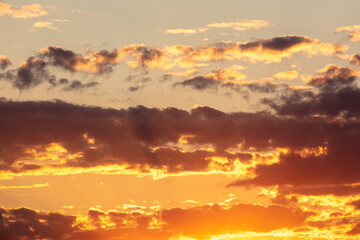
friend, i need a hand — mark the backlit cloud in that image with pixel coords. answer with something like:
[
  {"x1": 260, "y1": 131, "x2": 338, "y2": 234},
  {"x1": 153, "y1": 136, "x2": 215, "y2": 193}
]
[
  {"x1": 0, "y1": 183, "x2": 49, "y2": 190},
  {"x1": 0, "y1": 55, "x2": 11, "y2": 70},
  {"x1": 0, "y1": 203, "x2": 313, "y2": 240},
  {"x1": 350, "y1": 53, "x2": 360, "y2": 67},
  {"x1": 180, "y1": 35, "x2": 347, "y2": 64}
]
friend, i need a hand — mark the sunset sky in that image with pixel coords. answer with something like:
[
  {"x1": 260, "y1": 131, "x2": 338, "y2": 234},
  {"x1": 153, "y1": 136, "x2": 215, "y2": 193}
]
[{"x1": 1, "y1": 1, "x2": 360, "y2": 239}]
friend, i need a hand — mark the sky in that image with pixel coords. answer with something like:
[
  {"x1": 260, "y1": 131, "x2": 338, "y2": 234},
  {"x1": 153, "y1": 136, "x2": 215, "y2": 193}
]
[{"x1": 1, "y1": 0, "x2": 360, "y2": 239}]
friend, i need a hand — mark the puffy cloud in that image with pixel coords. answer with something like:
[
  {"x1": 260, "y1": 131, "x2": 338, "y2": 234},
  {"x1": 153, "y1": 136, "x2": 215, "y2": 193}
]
[
  {"x1": 0, "y1": 100, "x2": 333, "y2": 178},
  {"x1": 0, "y1": 56, "x2": 55, "y2": 91},
  {"x1": 127, "y1": 47, "x2": 172, "y2": 69},
  {"x1": 0, "y1": 3, "x2": 47, "y2": 19},
  {"x1": 174, "y1": 65, "x2": 280, "y2": 94},
  {"x1": 0, "y1": 203, "x2": 313, "y2": 240},
  {"x1": 225, "y1": 64, "x2": 360, "y2": 187},
  {"x1": 350, "y1": 54, "x2": 360, "y2": 67},
  {"x1": 305, "y1": 64, "x2": 358, "y2": 89},
  {"x1": 38, "y1": 45, "x2": 141, "y2": 74},
  {"x1": 180, "y1": 35, "x2": 347, "y2": 64},
  {"x1": 0, "y1": 55, "x2": 11, "y2": 70},
  {"x1": 229, "y1": 113, "x2": 360, "y2": 187},
  {"x1": 174, "y1": 65, "x2": 246, "y2": 91},
  {"x1": 62, "y1": 80, "x2": 98, "y2": 91},
  {"x1": 31, "y1": 21, "x2": 58, "y2": 31},
  {"x1": 264, "y1": 65, "x2": 360, "y2": 118},
  {"x1": 161, "y1": 203, "x2": 312, "y2": 236},
  {"x1": 272, "y1": 70, "x2": 299, "y2": 80},
  {"x1": 0, "y1": 207, "x2": 76, "y2": 240},
  {"x1": 335, "y1": 25, "x2": 360, "y2": 42}
]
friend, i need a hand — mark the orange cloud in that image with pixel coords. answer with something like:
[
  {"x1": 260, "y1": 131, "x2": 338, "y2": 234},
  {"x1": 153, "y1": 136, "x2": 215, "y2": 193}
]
[
  {"x1": 0, "y1": 182, "x2": 49, "y2": 189},
  {"x1": 38, "y1": 45, "x2": 143, "y2": 73},
  {"x1": 0, "y1": 203, "x2": 314, "y2": 240},
  {"x1": 0, "y1": 3, "x2": 47, "y2": 19},
  {"x1": 181, "y1": 35, "x2": 347, "y2": 64},
  {"x1": 272, "y1": 70, "x2": 299, "y2": 80},
  {"x1": 335, "y1": 25, "x2": 360, "y2": 42}
]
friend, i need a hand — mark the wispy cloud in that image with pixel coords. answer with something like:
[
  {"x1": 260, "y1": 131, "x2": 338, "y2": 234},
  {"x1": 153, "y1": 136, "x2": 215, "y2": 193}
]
[
  {"x1": 335, "y1": 25, "x2": 360, "y2": 42},
  {"x1": 30, "y1": 21, "x2": 59, "y2": 31},
  {"x1": 0, "y1": 183, "x2": 49, "y2": 189},
  {"x1": 0, "y1": 3, "x2": 47, "y2": 19},
  {"x1": 206, "y1": 19, "x2": 270, "y2": 31},
  {"x1": 164, "y1": 19, "x2": 270, "y2": 35}
]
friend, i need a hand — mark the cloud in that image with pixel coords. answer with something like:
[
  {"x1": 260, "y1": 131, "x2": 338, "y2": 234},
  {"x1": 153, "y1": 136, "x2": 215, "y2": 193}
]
[
  {"x1": 0, "y1": 183, "x2": 49, "y2": 190},
  {"x1": 38, "y1": 46, "x2": 130, "y2": 74},
  {"x1": 161, "y1": 203, "x2": 312, "y2": 236},
  {"x1": 127, "y1": 47, "x2": 172, "y2": 69},
  {"x1": 0, "y1": 56, "x2": 99, "y2": 91},
  {"x1": 31, "y1": 21, "x2": 58, "y2": 31},
  {"x1": 164, "y1": 28, "x2": 209, "y2": 35},
  {"x1": 175, "y1": 65, "x2": 246, "y2": 91},
  {"x1": 347, "y1": 223, "x2": 360, "y2": 235},
  {"x1": 62, "y1": 80, "x2": 98, "y2": 91},
  {"x1": 0, "y1": 55, "x2": 12, "y2": 70},
  {"x1": 272, "y1": 70, "x2": 299, "y2": 80},
  {"x1": 304, "y1": 64, "x2": 358, "y2": 88},
  {"x1": 0, "y1": 207, "x2": 76, "y2": 240},
  {"x1": 174, "y1": 65, "x2": 280, "y2": 94},
  {"x1": 350, "y1": 54, "x2": 360, "y2": 67},
  {"x1": 277, "y1": 185, "x2": 360, "y2": 197},
  {"x1": 164, "y1": 19, "x2": 269, "y2": 35},
  {"x1": 0, "y1": 3, "x2": 47, "y2": 19},
  {"x1": 0, "y1": 56, "x2": 55, "y2": 91},
  {"x1": 263, "y1": 65, "x2": 360, "y2": 118},
  {"x1": 222, "y1": 64, "x2": 360, "y2": 187},
  {"x1": 0, "y1": 203, "x2": 314, "y2": 240},
  {"x1": 180, "y1": 35, "x2": 347, "y2": 64},
  {"x1": 335, "y1": 25, "x2": 360, "y2": 42},
  {"x1": 0, "y1": 100, "x2": 333, "y2": 178},
  {"x1": 206, "y1": 19, "x2": 270, "y2": 31}
]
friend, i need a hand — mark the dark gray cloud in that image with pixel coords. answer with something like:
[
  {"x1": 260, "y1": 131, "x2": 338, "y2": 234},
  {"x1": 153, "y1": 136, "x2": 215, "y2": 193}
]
[
  {"x1": 62, "y1": 80, "x2": 98, "y2": 91},
  {"x1": 38, "y1": 46, "x2": 124, "y2": 74},
  {"x1": 0, "y1": 56, "x2": 12, "y2": 70},
  {"x1": 350, "y1": 54, "x2": 360, "y2": 67},
  {"x1": 263, "y1": 65, "x2": 360, "y2": 118},
  {"x1": 0, "y1": 203, "x2": 313, "y2": 240},
  {"x1": 0, "y1": 57, "x2": 55, "y2": 91},
  {"x1": 174, "y1": 76, "x2": 221, "y2": 91},
  {"x1": 174, "y1": 75, "x2": 279, "y2": 93},
  {"x1": 0, "y1": 207, "x2": 76, "y2": 240},
  {"x1": 277, "y1": 185, "x2": 360, "y2": 197},
  {"x1": 0, "y1": 100, "x2": 329, "y2": 175}
]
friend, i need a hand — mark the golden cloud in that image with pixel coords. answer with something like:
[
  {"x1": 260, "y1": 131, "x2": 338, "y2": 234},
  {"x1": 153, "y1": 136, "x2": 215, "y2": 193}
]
[
  {"x1": 335, "y1": 25, "x2": 360, "y2": 42},
  {"x1": 0, "y1": 3, "x2": 47, "y2": 19}
]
